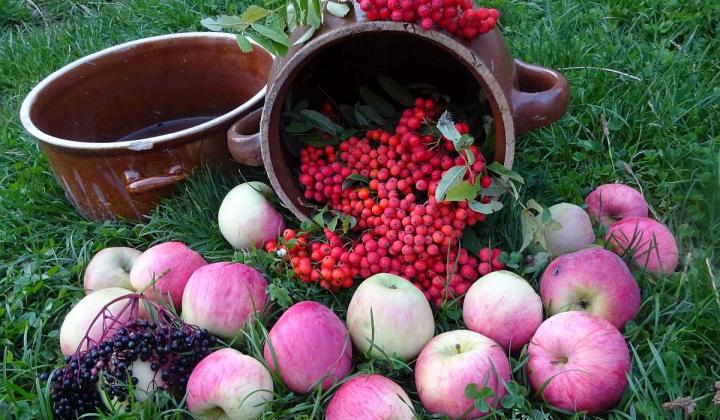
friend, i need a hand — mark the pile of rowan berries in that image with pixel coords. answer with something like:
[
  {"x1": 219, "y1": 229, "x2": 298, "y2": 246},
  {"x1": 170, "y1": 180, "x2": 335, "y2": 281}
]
[
  {"x1": 267, "y1": 97, "x2": 505, "y2": 308},
  {"x1": 357, "y1": 0, "x2": 500, "y2": 40}
]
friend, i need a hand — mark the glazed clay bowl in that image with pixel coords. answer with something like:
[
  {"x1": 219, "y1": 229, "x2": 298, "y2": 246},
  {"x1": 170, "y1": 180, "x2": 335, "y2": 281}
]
[
  {"x1": 20, "y1": 32, "x2": 273, "y2": 221},
  {"x1": 228, "y1": 6, "x2": 569, "y2": 221}
]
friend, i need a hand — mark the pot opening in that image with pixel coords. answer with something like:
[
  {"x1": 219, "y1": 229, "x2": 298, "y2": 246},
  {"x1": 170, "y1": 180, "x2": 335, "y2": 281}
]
[
  {"x1": 269, "y1": 30, "x2": 507, "y2": 217},
  {"x1": 25, "y1": 34, "x2": 272, "y2": 146}
]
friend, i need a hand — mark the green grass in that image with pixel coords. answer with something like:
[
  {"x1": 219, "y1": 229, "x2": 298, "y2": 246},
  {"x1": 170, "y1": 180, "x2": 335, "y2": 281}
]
[{"x1": 1, "y1": 0, "x2": 719, "y2": 418}]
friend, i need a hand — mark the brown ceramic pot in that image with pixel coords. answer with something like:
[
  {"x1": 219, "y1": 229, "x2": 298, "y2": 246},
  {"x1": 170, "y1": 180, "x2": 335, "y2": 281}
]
[
  {"x1": 228, "y1": 5, "x2": 569, "y2": 221},
  {"x1": 21, "y1": 33, "x2": 273, "y2": 221}
]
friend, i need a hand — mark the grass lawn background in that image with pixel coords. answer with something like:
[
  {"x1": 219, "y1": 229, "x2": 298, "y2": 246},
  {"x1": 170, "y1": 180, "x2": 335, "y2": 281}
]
[{"x1": 1, "y1": 0, "x2": 718, "y2": 418}]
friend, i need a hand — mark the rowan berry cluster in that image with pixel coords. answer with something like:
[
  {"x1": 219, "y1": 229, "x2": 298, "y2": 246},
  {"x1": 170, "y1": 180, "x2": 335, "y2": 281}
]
[
  {"x1": 270, "y1": 98, "x2": 505, "y2": 307},
  {"x1": 358, "y1": 0, "x2": 500, "y2": 40}
]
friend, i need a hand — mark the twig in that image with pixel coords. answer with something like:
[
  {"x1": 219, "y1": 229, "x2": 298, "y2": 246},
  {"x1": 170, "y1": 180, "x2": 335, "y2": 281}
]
[{"x1": 560, "y1": 66, "x2": 642, "y2": 82}]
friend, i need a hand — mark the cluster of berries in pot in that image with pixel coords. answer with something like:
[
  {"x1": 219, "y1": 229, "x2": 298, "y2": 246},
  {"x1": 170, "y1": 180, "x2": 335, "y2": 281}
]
[
  {"x1": 43, "y1": 296, "x2": 215, "y2": 419},
  {"x1": 268, "y1": 97, "x2": 505, "y2": 308},
  {"x1": 357, "y1": 0, "x2": 500, "y2": 40}
]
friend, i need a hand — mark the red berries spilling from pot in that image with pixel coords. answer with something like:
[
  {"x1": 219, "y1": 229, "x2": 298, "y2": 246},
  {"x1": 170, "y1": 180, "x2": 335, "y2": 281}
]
[
  {"x1": 357, "y1": 0, "x2": 500, "y2": 40},
  {"x1": 266, "y1": 98, "x2": 505, "y2": 308}
]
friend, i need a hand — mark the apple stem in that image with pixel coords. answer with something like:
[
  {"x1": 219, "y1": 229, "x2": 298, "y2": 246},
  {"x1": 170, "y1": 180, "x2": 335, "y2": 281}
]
[{"x1": 455, "y1": 343, "x2": 462, "y2": 354}]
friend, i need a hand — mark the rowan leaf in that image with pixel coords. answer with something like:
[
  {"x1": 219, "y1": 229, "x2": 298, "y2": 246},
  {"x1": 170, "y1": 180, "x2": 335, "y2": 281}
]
[{"x1": 435, "y1": 166, "x2": 466, "y2": 202}]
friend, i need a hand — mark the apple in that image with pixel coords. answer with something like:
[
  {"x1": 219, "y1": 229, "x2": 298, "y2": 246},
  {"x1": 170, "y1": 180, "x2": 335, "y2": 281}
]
[
  {"x1": 527, "y1": 311, "x2": 631, "y2": 414},
  {"x1": 544, "y1": 203, "x2": 596, "y2": 256},
  {"x1": 540, "y1": 248, "x2": 640, "y2": 330},
  {"x1": 325, "y1": 374, "x2": 415, "y2": 420},
  {"x1": 263, "y1": 301, "x2": 352, "y2": 394},
  {"x1": 218, "y1": 182, "x2": 286, "y2": 250},
  {"x1": 129, "y1": 241, "x2": 207, "y2": 311},
  {"x1": 346, "y1": 273, "x2": 434, "y2": 360},
  {"x1": 60, "y1": 287, "x2": 136, "y2": 356},
  {"x1": 463, "y1": 270, "x2": 542, "y2": 352},
  {"x1": 606, "y1": 216, "x2": 679, "y2": 276},
  {"x1": 83, "y1": 247, "x2": 142, "y2": 294},
  {"x1": 415, "y1": 330, "x2": 510, "y2": 418},
  {"x1": 187, "y1": 348, "x2": 273, "y2": 420},
  {"x1": 182, "y1": 262, "x2": 268, "y2": 339},
  {"x1": 584, "y1": 183, "x2": 649, "y2": 227}
]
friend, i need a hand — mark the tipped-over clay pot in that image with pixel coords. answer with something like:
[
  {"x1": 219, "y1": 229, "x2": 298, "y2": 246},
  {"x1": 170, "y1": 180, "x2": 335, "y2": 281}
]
[{"x1": 228, "y1": 4, "x2": 569, "y2": 221}]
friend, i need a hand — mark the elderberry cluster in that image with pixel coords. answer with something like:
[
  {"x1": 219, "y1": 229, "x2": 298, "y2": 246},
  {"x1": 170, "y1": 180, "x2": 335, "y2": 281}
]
[
  {"x1": 358, "y1": 0, "x2": 500, "y2": 40},
  {"x1": 45, "y1": 318, "x2": 215, "y2": 419}
]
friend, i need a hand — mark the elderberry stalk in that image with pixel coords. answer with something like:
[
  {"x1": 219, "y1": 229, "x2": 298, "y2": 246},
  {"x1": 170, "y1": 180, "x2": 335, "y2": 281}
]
[{"x1": 44, "y1": 294, "x2": 216, "y2": 419}]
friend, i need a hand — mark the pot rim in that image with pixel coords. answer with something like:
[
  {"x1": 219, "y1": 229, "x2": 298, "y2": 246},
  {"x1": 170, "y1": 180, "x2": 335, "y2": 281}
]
[
  {"x1": 19, "y1": 32, "x2": 272, "y2": 151},
  {"x1": 260, "y1": 21, "x2": 515, "y2": 221}
]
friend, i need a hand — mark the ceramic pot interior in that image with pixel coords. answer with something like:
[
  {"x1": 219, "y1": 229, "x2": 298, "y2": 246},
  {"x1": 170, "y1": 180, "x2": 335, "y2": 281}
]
[
  {"x1": 29, "y1": 36, "x2": 272, "y2": 143},
  {"x1": 271, "y1": 31, "x2": 505, "y2": 217}
]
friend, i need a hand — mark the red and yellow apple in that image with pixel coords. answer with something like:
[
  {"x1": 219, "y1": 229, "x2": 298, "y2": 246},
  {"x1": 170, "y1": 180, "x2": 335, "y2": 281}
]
[
  {"x1": 325, "y1": 374, "x2": 415, "y2": 420},
  {"x1": 129, "y1": 241, "x2": 207, "y2": 311},
  {"x1": 83, "y1": 247, "x2": 141, "y2": 294},
  {"x1": 527, "y1": 311, "x2": 631, "y2": 414},
  {"x1": 263, "y1": 301, "x2": 352, "y2": 394},
  {"x1": 346, "y1": 273, "x2": 434, "y2": 360},
  {"x1": 182, "y1": 262, "x2": 268, "y2": 339},
  {"x1": 59, "y1": 287, "x2": 137, "y2": 356},
  {"x1": 187, "y1": 348, "x2": 273, "y2": 419},
  {"x1": 584, "y1": 183, "x2": 649, "y2": 227},
  {"x1": 463, "y1": 270, "x2": 543, "y2": 352},
  {"x1": 540, "y1": 248, "x2": 640, "y2": 330},
  {"x1": 415, "y1": 330, "x2": 510, "y2": 418},
  {"x1": 606, "y1": 216, "x2": 679, "y2": 276}
]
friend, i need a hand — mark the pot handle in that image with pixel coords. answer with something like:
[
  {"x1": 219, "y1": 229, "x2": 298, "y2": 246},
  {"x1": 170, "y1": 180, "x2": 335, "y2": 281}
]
[
  {"x1": 227, "y1": 108, "x2": 264, "y2": 167},
  {"x1": 510, "y1": 59, "x2": 570, "y2": 135},
  {"x1": 125, "y1": 168, "x2": 188, "y2": 194}
]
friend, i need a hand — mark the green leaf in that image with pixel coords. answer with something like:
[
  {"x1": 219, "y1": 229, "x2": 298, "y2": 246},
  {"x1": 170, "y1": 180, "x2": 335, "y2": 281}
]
[
  {"x1": 285, "y1": 121, "x2": 313, "y2": 133},
  {"x1": 487, "y1": 161, "x2": 524, "y2": 183},
  {"x1": 251, "y1": 23, "x2": 290, "y2": 46},
  {"x1": 354, "y1": 103, "x2": 369, "y2": 125},
  {"x1": 241, "y1": 5, "x2": 270, "y2": 23},
  {"x1": 437, "y1": 110, "x2": 461, "y2": 141},
  {"x1": 339, "y1": 104, "x2": 359, "y2": 126},
  {"x1": 357, "y1": 105, "x2": 385, "y2": 125},
  {"x1": 520, "y1": 208, "x2": 544, "y2": 251},
  {"x1": 453, "y1": 133, "x2": 474, "y2": 151},
  {"x1": 445, "y1": 180, "x2": 478, "y2": 201},
  {"x1": 378, "y1": 75, "x2": 415, "y2": 107},
  {"x1": 468, "y1": 200, "x2": 504, "y2": 214},
  {"x1": 245, "y1": 31, "x2": 287, "y2": 57},
  {"x1": 326, "y1": 1, "x2": 350, "y2": 17},
  {"x1": 235, "y1": 33, "x2": 253, "y2": 52},
  {"x1": 201, "y1": 15, "x2": 247, "y2": 31},
  {"x1": 525, "y1": 252, "x2": 550, "y2": 274},
  {"x1": 435, "y1": 166, "x2": 467, "y2": 202},
  {"x1": 460, "y1": 228, "x2": 482, "y2": 255},
  {"x1": 359, "y1": 86, "x2": 395, "y2": 118},
  {"x1": 286, "y1": 3, "x2": 298, "y2": 32},
  {"x1": 342, "y1": 174, "x2": 369, "y2": 190},
  {"x1": 292, "y1": 25, "x2": 317, "y2": 46},
  {"x1": 301, "y1": 135, "x2": 340, "y2": 147},
  {"x1": 299, "y1": 109, "x2": 343, "y2": 135},
  {"x1": 307, "y1": 0, "x2": 322, "y2": 28},
  {"x1": 340, "y1": 128, "x2": 360, "y2": 140},
  {"x1": 465, "y1": 383, "x2": 481, "y2": 399},
  {"x1": 501, "y1": 395, "x2": 516, "y2": 409},
  {"x1": 327, "y1": 215, "x2": 339, "y2": 231},
  {"x1": 341, "y1": 215, "x2": 356, "y2": 232},
  {"x1": 464, "y1": 148, "x2": 475, "y2": 165},
  {"x1": 473, "y1": 399, "x2": 490, "y2": 413}
]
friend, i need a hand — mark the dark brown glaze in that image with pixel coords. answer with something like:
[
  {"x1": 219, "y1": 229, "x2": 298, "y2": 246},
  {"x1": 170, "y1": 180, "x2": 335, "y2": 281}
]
[
  {"x1": 229, "y1": 4, "x2": 569, "y2": 221},
  {"x1": 21, "y1": 33, "x2": 273, "y2": 220}
]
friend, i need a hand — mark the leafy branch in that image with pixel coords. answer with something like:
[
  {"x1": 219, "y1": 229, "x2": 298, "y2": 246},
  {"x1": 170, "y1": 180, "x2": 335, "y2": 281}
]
[
  {"x1": 201, "y1": 0, "x2": 351, "y2": 57},
  {"x1": 434, "y1": 111, "x2": 523, "y2": 215}
]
